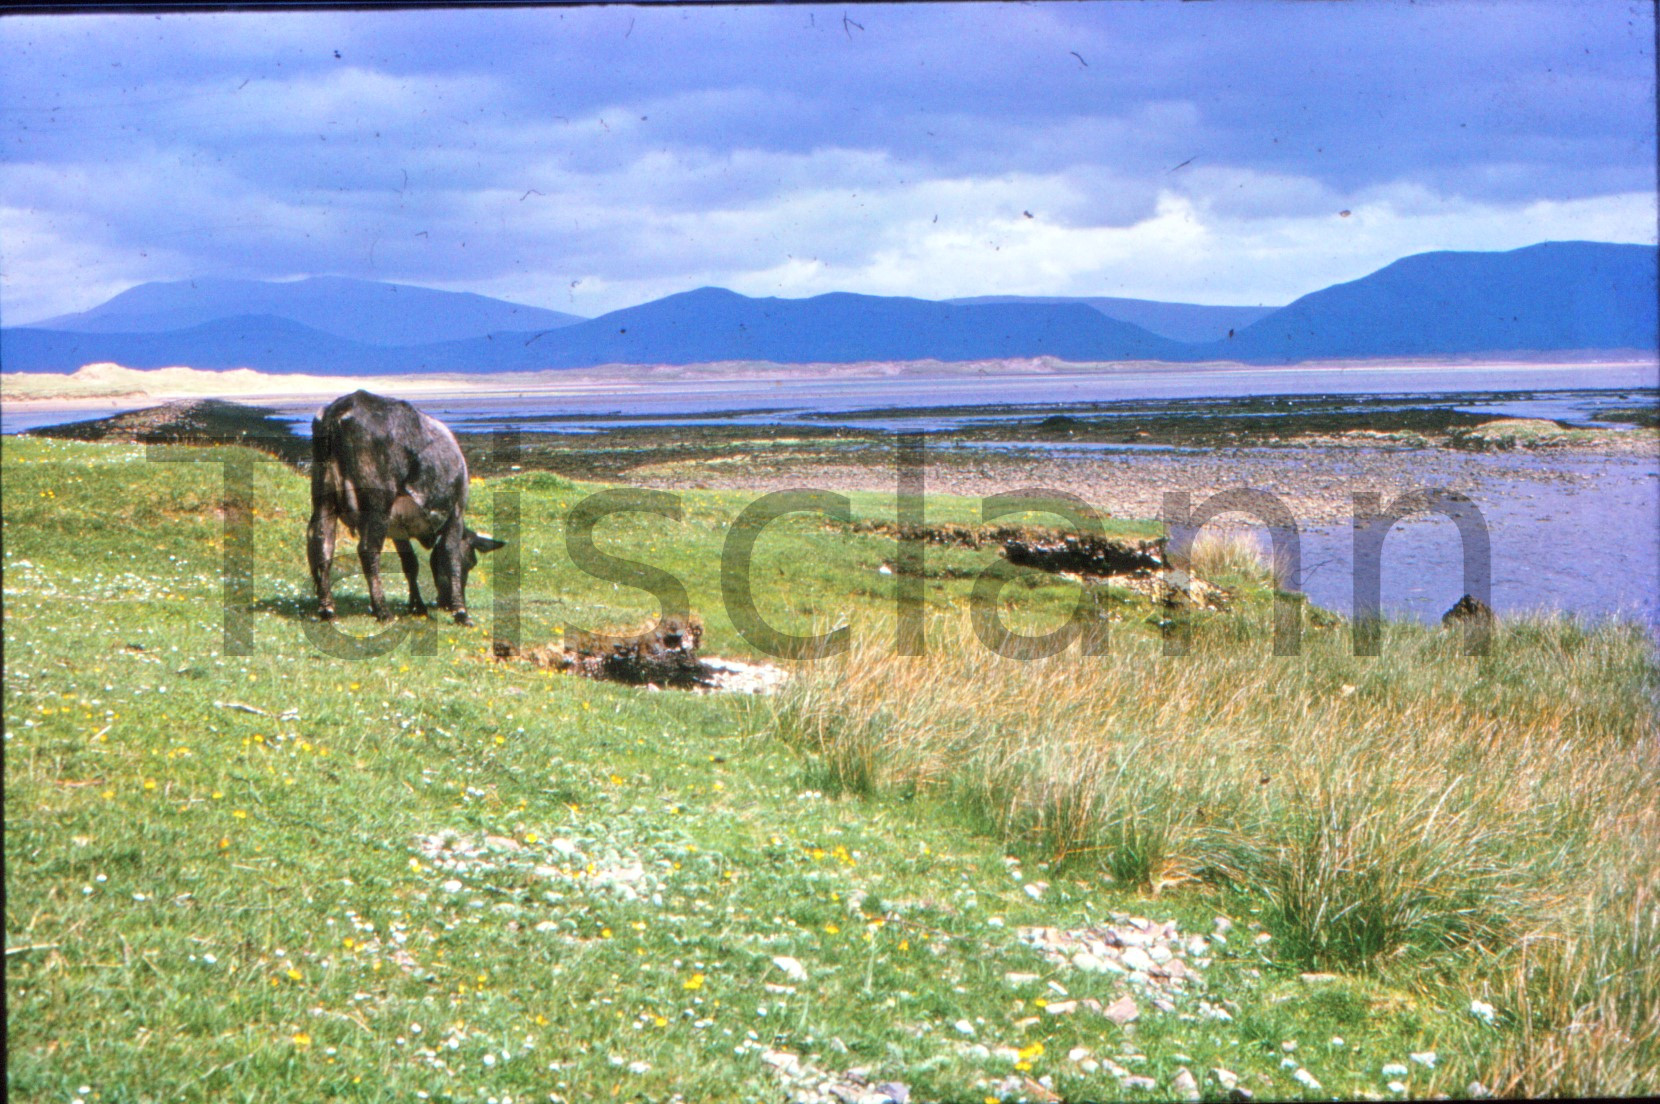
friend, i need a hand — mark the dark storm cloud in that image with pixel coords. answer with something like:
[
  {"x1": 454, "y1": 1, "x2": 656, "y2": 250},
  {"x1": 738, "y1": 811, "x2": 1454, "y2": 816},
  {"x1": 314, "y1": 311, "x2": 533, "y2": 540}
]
[{"x1": 1, "y1": 2, "x2": 1653, "y2": 321}]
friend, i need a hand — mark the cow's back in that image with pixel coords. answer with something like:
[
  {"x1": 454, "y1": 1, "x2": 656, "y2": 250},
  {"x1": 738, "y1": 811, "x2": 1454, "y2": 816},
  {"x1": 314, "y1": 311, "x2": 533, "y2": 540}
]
[{"x1": 312, "y1": 390, "x2": 469, "y2": 535}]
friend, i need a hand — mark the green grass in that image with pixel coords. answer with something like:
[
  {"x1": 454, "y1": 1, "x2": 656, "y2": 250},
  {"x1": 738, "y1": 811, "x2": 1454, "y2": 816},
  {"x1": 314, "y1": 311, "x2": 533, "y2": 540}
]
[{"x1": 5, "y1": 436, "x2": 1657, "y2": 1102}]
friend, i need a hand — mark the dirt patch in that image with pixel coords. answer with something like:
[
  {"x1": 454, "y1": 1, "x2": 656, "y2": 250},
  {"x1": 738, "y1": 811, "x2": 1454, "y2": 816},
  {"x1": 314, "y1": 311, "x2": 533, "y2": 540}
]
[{"x1": 494, "y1": 615, "x2": 787, "y2": 693}]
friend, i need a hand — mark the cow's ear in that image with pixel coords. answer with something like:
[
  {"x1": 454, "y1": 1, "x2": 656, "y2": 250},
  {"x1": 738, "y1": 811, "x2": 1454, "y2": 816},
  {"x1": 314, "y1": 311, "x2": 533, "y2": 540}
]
[{"x1": 469, "y1": 531, "x2": 506, "y2": 553}]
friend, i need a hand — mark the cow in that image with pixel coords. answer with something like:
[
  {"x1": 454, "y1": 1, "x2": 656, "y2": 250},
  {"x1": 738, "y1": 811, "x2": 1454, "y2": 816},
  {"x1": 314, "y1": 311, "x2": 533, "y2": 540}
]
[{"x1": 307, "y1": 390, "x2": 504, "y2": 625}]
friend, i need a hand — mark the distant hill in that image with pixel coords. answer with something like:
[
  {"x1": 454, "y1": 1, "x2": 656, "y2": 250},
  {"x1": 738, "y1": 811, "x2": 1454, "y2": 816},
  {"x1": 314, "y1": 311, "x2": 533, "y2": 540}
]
[
  {"x1": 25, "y1": 276, "x2": 584, "y2": 346},
  {"x1": 1215, "y1": 241, "x2": 1658, "y2": 361},
  {"x1": 3, "y1": 242, "x2": 1654, "y2": 375},
  {"x1": 2, "y1": 314, "x2": 410, "y2": 374},
  {"x1": 481, "y1": 287, "x2": 1188, "y2": 369},
  {"x1": 1, "y1": 289, "x2": 1189, "y2": 374},
  {"x1": 948, "y1": 295, "x2": 1278, "y2": 343}
]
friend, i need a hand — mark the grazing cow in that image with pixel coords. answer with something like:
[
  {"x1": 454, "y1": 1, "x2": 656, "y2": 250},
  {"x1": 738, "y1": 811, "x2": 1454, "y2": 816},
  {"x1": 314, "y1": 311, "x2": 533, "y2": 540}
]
[{"x1": 307, "y1": 390, "x2": 503, "y2": 625}]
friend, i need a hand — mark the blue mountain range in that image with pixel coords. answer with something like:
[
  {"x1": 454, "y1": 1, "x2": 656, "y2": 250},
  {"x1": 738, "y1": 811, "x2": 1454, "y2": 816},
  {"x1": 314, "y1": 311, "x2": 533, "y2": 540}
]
[{"x1": 2, "y1": 241, "x2": 1653, "y2": 375}]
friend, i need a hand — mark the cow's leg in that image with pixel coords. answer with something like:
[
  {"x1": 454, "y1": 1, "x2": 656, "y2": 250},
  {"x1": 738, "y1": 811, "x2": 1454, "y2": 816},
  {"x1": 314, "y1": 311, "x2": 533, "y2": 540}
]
[
  {"x1": 307, "y1": 506, "x2": 339, "y2": 620},
  {"x1": 393, "y1": 539, "x2": 428, "y2": 617},
  {"x1": 357, "y1": 514, "x2": 394, "y2": 622}
]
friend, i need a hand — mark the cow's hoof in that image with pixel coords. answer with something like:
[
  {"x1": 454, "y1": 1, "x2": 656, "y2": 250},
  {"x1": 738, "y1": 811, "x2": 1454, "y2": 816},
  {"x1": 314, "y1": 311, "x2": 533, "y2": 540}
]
[
  {"x1": 453, "y1": 611, "x2": 474, "y2": 627},
  {"x1": 374, "y1": 610, "x2": 395, "y2": 624},
  {"x1": 318, "y1": 607, "x2": 337, "y2": 622},
  {"x1": 410, "y1": 603, "x2": 429, "y2": 618}
]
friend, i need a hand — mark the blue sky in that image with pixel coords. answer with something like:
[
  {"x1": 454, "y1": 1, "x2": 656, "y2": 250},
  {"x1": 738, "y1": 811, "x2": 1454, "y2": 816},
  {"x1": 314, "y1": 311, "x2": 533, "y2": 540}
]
[{"x1": 1, "y1": 1, "x2": 1655, "y2": 324}]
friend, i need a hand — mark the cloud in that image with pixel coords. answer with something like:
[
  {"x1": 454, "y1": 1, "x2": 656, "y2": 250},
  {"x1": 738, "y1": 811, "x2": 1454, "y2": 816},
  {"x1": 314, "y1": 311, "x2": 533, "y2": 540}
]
[{"x1": 1, "y1": 3, "x2": 1653, "y2": 322}]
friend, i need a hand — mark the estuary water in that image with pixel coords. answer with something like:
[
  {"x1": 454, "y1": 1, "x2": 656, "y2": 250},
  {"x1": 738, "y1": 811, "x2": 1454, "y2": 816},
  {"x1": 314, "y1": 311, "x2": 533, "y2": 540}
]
[{"x1": 5, "y1": 360, "x2": 1656, "y2": 629}]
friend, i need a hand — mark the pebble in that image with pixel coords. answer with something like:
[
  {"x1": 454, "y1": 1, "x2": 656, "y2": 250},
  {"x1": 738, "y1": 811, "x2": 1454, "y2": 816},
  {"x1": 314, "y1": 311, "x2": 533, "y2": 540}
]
[
  {"x1": 1172, "y1": 1068, "x2": 1201, "y2": 1102},
  {"x1": 1387, "y1": 1081, "x2": 1407, "y2": 1095},
  {"x1": 1212, "y1": 1068, "x2": 1239, "y2": 1090},
  {"x1": 1469, "y1": 999, "x2": 1496, "y2": 1024},
  {"x1": 1121, "y1": 946, "x2": 1157, "y2": 973},
  {"x1": 1381, "y1": 1063, "x2": 1409, "y2": 1078},
  {"x1": 1410, "y1": 1051, "x2": 1437, "y2": 1069},
  {"x1": 772, "y1": 956, "x2": 808, "y2": 982},
  {"x1": 1103, "y1": 995, "x2": 1140, "y2": 1025},
  {"x1": 1292, "y1": 1068, "x2": 1323, "y2": 1091},
  {"x1": 953, "y1": 1019, "x2": 975, "y2": 1036}
]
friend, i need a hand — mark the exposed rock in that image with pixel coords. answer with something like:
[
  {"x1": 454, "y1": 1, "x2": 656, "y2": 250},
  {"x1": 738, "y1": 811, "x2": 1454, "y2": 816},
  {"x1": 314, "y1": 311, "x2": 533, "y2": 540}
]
[
  {"x1": 23, "y1": 397, "x2": 308, "y2": 466},
  {"x1": 1442, "y1": 594, "x2": 1495, "y2": 628}
]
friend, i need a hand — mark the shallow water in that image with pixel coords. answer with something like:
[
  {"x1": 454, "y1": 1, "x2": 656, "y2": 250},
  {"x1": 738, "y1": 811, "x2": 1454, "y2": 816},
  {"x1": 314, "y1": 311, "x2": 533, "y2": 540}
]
[
  {"x1": 5, "y1": 360, "x2": 1656, "y2": 436},
  {"x1": 1287, "y1": 453, "x2": 1659, "y2": 628}
]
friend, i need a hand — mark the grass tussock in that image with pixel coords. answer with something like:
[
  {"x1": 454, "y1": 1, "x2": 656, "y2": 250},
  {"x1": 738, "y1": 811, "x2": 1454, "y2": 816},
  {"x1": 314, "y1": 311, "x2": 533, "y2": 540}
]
[
  {"x1": 774, "y1": 604, "x2": 1660, "y2": 1093},
  {"x1": 1175, "y1": 527, "x2": 1289, "y2": 590}
]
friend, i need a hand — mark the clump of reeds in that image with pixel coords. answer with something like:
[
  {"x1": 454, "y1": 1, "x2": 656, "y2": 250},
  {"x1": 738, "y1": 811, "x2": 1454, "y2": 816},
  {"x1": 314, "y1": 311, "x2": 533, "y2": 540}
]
[
  {"x1": 771, "y1": 602, "x2": 1660, "y2": 1093},
  {"x1": 1175, "y1": 526, "x2": 1290, "y2": 590}
]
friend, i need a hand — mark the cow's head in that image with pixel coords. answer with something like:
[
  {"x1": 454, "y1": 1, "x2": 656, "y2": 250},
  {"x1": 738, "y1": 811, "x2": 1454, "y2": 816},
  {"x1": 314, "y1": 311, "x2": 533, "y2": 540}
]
[
  {"x1": 464, "y1": 529, "x2": 506, "y2": 571},
  {"x1": 433, "y1": 528, "x2": 506, "y2": 608}
]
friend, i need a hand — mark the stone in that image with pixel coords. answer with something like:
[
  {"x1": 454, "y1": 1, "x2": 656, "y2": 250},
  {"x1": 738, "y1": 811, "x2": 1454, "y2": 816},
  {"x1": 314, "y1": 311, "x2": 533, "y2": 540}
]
[
  {"x1": 1044, "y1": 1001, "x2": 1077, "y2": 1015},
  {"x1": 1172, "y1": 1067, "x2": 1201, "y2": 1102},
  {"x1": 1103, "y1": 995, "x2": 1140, "y2": 1025},
  {"x1": 1121, "y1": 947, "x2": 1157, "y2": 973},
  {"x1": 1293, "y1": 1068, "x2": 1323, "y2": 1091},
  {"x1": 1409, "y1": 1051, "x2": 1437, "y2": 1069},
  {"x1": 1387, "y1": 1082, "x2": 1407, "y2": 1095},
  {"x1": 1148, "y1": 943, "x2": 1173, "y2": 965},
  {"x1": 1212, "y1": 1068, "x2": 1239, "y2": 1090},
  {"x1": 1381, "y1": 1064, "x2": 1409, "y2": 1078},
  {"x1": 1299, "y1": 972, "x2": 1339, "y2": 984},
  {"x1": 1442, "y1": 594, "x2": 1495, "y2": 628},
  {"x1": 772, "y1": 956, "x2": 809, "y2": 982},
  {"x1": 1067, "y1": 1047, "x2": 1092, "y2": 1063},
  {"x1": 1469, "y1": 999, "x2": 1496, "y2": 1024}
]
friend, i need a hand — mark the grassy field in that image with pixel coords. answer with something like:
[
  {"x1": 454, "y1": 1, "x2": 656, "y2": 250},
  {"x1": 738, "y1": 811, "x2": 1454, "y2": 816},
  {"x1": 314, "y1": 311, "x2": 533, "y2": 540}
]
[{"x1": 4, "y1": 435, "x2": 1657, "y2": 1103}]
